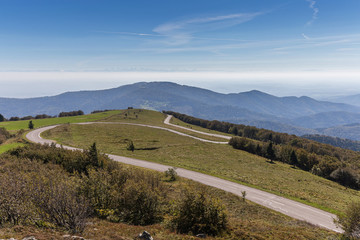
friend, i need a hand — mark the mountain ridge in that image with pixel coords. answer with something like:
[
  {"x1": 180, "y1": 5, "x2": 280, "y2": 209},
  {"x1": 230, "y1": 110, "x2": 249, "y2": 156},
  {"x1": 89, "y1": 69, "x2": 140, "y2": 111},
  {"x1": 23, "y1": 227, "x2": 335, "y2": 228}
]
[{"x1": 1, "y1": 81, "x2": 360, "y2": 140}]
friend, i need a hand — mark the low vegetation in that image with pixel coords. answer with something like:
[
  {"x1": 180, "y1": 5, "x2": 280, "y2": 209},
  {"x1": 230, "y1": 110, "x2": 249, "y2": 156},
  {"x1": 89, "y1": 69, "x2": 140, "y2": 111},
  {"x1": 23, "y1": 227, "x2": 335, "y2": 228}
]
[
  {"x1": 169, "y1": 187, "x2": 228, "y2": 236},
  {"x1": 335, "y1": 202, "x2": 360, "y2": 239},
  {"x1": 0, "y1": 143, "x2": 336, "y2": 239},
  {"x1": 0, "y1": 128, "x2": 11, "y2": 145}
]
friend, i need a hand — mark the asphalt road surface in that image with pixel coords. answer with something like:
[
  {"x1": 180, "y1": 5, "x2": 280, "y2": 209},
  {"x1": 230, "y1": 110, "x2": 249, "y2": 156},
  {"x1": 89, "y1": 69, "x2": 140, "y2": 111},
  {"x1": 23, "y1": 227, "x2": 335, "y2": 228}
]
[{"x1": 26, "y1": 118, "x2": 342, "y2": 233}]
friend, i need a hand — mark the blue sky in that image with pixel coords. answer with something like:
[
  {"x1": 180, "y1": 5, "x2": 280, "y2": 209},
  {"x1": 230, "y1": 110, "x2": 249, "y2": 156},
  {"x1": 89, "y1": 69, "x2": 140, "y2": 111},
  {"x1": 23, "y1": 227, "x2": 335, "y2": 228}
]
[{"x1": 0, "y1": 0, "x2": 360, "y2": 97}]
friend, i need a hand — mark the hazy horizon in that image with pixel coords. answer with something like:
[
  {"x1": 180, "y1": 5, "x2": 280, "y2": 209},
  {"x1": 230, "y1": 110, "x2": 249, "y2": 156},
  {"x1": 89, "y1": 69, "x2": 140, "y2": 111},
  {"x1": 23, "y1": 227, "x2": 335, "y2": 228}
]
[
  {"x1": 1, "y1": 0, "x2": 359, "y2": 99},
  {"x1": 1, "y1": 71, "x2": 360, "y2": 99}
]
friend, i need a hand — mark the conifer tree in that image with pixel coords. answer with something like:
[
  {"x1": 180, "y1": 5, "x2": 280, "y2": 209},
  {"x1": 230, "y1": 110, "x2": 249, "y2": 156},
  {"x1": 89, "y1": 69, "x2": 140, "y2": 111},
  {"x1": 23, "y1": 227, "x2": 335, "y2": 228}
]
[
  {"x1": 266, "y1": 141, "x2": 275, "y2": 163},
  {"x1": 88, "y1": 142, "x2": 99, "y2": 167},
  {"x1": 28, "y1": 120, "x2": 34, "y2": 129},
  {"x1": 290, "y1": 150, "x2": 298, "y2": 167}
]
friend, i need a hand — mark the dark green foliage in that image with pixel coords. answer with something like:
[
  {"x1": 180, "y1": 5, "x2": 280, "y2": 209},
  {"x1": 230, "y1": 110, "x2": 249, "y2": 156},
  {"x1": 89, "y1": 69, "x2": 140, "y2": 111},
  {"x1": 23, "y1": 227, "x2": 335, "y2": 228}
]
[
  {"x1": 126, "y1": 140, "x2": 135, "y2": 152},
  {"x1": 9, "y1": 143, "x2": 108, "y2": 174},
  {"x1": 28, "y1": 120, "x2": 34, "y2": 129},
  {"x1": 335, "y1": 202, "x2": 360, "y2": 239},
  {"x1": 117, "y1": 179, "x2": 163, "y2": 225},
  {"x1": 35, "y1": 114, "x2": 53, "y2": 119},
  {"x1": 266, "y1": 142, "x2": 276, "y2": 161},
  {"x1": 0, "y1": 114, "x2": 4, "y2": 122},
  {"x1": 9, "y1": 117, "x2": 20, "y2": 121},
  {"x1": 87, "y1": 142, "x2": 104, "y2": 168},
  {"x1": 290, "y1": 150, "x2": 298, "y2": 166},
  {"x1": 81, "y1": 164, "x2": 165, "y2": 226},
  {"x1": 169, "y1": 188, "x2": 228, "y2": 236},
  {"x1": 330, "y1": 168, "x2": 360, "y2": 189},
  {"x1": 165, "y1": 167, "x2": 177, "y2": 181},
  {"x1": 59, "y1": 110, "x2": 84, "y2": 117}
]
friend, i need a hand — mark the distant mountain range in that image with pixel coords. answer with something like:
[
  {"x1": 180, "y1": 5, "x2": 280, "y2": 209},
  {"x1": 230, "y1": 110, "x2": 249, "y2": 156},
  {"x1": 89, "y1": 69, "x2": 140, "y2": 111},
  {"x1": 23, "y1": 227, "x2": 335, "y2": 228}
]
[
  {"x1": 1, "y1": 81, "x2": 360, "y2": 140},
  {"x1": 324, "y1": 94, "x2": 360, "y2": 107}
]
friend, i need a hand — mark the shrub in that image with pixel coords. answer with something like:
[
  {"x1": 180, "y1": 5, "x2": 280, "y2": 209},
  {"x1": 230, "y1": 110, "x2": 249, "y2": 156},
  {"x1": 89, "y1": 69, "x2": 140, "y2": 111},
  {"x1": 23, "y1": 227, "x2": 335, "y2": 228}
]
[
  {"x1": 0, "y1": 127, "x2": 11, "y2": 144},
  {"x1": 116, "y1": 179, "x2": 163, "y2": 225},
  {"x1": 127, "y1": 140, "x2": 135, "y2": 152},
  {"x1": 330, "y1": 167, "x2": 360, "y2": 189},
  {"x1": 28, "y1": 120, "x2": 34, "y2": 129},
  {"x1": 169, "y1": 188, "x2": 228, "y2": 236},
  {"x1": 335, "y1": 201, "x2": 360, "y2": 239},
  {"x1": 0, "y1": 171, "x2": 35, "y2": 225},
  {"x1": 32, "y1": 173, "x2": 91, "y2": 233},
  {"x1": 81, "y1": 164, "x2": 165, "y2": 226},
  {"x1": 9, "y1": 143, "x2": 108, "y2": 175},
  {"x1": 80, "y1": 167, "x2": 126, "y2": 215},
  {"x1": 165, "y1": 167, "x2": 178, "y2": 181}
]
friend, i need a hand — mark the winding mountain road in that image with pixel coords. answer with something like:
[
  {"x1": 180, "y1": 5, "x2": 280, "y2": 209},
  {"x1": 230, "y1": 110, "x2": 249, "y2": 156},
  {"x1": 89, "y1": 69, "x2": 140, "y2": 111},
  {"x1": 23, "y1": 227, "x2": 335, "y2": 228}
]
[{"x1": 25, "y1": 115, "x2": 342, "y2": 233}]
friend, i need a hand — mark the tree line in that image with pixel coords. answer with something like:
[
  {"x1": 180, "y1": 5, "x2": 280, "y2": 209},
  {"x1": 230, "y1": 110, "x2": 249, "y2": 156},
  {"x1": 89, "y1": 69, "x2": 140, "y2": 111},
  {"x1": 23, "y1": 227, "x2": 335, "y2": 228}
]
[{"x1": 164, "y1": 111, "x2": 360, "y2": 190}]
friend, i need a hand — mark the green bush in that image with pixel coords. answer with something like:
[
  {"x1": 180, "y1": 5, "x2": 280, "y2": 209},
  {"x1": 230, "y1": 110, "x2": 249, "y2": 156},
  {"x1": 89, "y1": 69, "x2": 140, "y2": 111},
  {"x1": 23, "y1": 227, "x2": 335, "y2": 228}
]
[
  {"x1": 165, "y1": 167, "x2": 177, "y2": 181},
  {"x1": 116, "y1": 179, "x2": 163, "y2": 225},
  {"x1": 169, "y1": 188, "x2": 228, "y2": 236},
  {"x1": 9, "y1": 143, "x2": 108, "y2": 174},
  {"x1": 81, "y1": 163, "x2": 165, "y2": 226}
]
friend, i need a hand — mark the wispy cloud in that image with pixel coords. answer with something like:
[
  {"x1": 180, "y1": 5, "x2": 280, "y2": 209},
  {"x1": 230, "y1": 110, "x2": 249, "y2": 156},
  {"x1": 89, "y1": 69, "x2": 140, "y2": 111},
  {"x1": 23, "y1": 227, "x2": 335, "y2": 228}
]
[
  {"x1": 153, "y1": 12, "x2": 264, "y2": 45},
  {"x1": 302, "y1": 33, "x2": 310, "y2": 40},
  {"x1": 306, "y1": 0, "x2": 319, "y2": 25},
  {"x1": 94, "y1": 31, "x2": 161, "y2": 37}
]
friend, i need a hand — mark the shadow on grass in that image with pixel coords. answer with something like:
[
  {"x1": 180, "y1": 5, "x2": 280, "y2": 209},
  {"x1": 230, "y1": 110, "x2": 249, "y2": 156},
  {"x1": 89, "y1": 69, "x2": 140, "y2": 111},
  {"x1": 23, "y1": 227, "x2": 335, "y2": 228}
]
[{"x1": 135, "y1": 147, "x2": 161, "y2": 151}]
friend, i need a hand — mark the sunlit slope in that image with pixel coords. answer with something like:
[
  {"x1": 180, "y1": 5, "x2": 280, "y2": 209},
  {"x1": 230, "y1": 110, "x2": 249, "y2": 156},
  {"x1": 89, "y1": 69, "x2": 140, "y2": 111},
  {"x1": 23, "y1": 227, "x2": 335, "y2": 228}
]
[
  {"x1": 43, "y1": 109, "x2": 360, "y2": 214},
  {"x1": 0, "y1": 110, "x2": 122, "y2": 132}
]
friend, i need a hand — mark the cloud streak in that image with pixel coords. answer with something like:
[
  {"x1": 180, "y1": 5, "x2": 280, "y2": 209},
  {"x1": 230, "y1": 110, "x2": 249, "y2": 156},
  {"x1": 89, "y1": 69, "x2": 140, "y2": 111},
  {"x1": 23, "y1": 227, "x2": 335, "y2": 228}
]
[
  {"x1": 153, "y1": 12, "x2": 264, "y2": 45},
  {"x1": 306, "y1": 0, "x2": 319, "y2": 25}
]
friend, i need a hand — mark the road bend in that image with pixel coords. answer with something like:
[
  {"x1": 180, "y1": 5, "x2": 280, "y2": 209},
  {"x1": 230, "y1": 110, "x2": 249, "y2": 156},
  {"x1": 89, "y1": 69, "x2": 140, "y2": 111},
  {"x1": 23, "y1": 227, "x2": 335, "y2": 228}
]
[{"x1": 26, "y1": 120, "x2": 342, "y2": 233}]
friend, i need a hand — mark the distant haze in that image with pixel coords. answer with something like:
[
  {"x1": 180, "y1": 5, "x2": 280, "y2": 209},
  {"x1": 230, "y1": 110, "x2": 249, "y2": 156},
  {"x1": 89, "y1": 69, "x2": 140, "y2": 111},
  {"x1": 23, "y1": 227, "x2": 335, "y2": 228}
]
[{"x1": 1, "y1": 71, "x2": 360, "y2": 99}]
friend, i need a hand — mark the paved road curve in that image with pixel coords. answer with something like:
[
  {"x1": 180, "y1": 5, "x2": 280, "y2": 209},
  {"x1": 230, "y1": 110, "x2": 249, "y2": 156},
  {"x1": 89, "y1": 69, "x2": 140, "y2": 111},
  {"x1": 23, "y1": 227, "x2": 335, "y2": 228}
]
[
  {"x1": 26, "y1": 120, "x2": 342, "y2": 233},
  {"x1": 164, "y1": 115, "x2": 232, "y2": 140}
]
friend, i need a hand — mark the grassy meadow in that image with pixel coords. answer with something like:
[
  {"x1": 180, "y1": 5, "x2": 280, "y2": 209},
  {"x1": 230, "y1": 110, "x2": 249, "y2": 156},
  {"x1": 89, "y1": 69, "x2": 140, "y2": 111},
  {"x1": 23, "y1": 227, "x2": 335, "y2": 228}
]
[
  {"x1": 0, "y1": 110, "x2": 122, "y2": 132},
  {"x1": 0, "y1": 142, "x2": 25, "y2": 154},
  {"x1": 102, "y1": 109, "x2": 228, "y2": 141},
  {"x1": 43, "y1": 110, "x2": 360, "y2": 214}
]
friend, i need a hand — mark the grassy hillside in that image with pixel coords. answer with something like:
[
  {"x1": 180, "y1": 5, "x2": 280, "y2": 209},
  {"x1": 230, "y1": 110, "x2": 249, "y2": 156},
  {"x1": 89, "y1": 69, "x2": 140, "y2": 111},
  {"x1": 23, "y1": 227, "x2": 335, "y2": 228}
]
[
  {"x1": 0, "y1": 144, "x2": 335, "y2": 240},
  {"x1": 101, "y1": 109, "x2": 227, "y2": 141},
  {"x1": 43, "y1": 109, "x2": 360, "y2": 214},
  {"x1": 0, "y1": 110, "x2": 122, "y2": 132}
]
